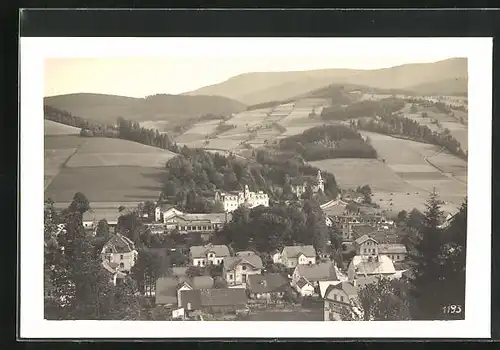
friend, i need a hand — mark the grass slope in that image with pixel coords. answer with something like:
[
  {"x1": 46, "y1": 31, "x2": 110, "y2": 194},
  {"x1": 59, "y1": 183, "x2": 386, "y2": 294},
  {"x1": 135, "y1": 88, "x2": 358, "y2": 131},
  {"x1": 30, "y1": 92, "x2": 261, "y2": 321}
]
[
  {"x1": 44, "y1": 119, "x2": 81, "y2": 136},
  {"x1": 44, "y1": 93, "x2": 247, "y2": 125}
]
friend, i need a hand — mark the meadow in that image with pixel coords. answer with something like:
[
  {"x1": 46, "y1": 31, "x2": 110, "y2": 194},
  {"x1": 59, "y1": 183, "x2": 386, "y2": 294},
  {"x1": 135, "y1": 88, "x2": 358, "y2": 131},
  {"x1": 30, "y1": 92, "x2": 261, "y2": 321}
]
[
  {"x1": 45, "y1": 119, "x2": 81, "y2": 136},
  {"x1": 45, "y1": 124, "x2": 176, "y2": 203}
]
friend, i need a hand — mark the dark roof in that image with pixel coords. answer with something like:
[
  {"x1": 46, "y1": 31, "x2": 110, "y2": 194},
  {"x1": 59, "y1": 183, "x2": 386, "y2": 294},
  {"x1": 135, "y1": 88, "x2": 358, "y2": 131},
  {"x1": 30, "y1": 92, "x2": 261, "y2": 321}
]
[
  {"x1": 102, "y1": 234, "x2": 136, "y2": 254},
  {"x1": 282, "y1": 245, "x2": 316, "y2": 258},
  {"x1": 247, "y1": 273, "x2": 289, "y2": 294},
  {"x1": 180, "y1": 288, "x2": 247, "y2": 308},
  {"x1": 190, "y1": 244, "x2": 230, "y2": 258},
  {"x1": 155, "y1": 276, "x2": 214, "y2": 305},
  {"x1": 296, "y1": 277, "x2": 312, "y2": 289},
  {"x1": 354, "y1": 234, "x2": 378, "y2": 245},
  {"x1": 295, "y1": 262, "x2": 338, "y2": 282}
]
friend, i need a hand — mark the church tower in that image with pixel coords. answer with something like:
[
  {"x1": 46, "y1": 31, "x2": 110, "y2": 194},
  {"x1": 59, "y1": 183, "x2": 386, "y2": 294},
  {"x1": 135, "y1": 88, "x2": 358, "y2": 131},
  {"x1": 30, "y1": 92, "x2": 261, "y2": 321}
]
[{"x1": 317, "y1": 170, "x2": 324, "y2": 192}]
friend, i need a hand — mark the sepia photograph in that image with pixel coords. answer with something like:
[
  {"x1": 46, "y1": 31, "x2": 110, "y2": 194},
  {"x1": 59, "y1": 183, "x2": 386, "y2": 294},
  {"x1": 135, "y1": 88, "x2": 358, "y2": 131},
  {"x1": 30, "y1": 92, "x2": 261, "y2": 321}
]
[{"x1": 20, "y1": 36, "x2": 491, "y2": 339}]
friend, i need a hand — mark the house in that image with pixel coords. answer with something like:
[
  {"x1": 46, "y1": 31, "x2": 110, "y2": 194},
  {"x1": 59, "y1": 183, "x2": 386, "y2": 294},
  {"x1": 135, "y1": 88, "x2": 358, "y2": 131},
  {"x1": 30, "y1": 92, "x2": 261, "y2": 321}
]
[
  {"x1": 294, "y1": 277, "x2": 315, "y2": 297},
  {"x1": 165, "y1": 212, "x2": 231, "y2": 234},
  {"x1": 179, "y1": 288, "x2": 248, "y2": 314},
  {"x1": 378, "y1": 244, "x2": 408, "y2": 262},
  {"x1": 279, "y1": 245, "x2": 317, "y2": 268},
  {"x1": 323, "y1": 281, "x2": 361, "y2": 321},
  {"x1": 291, "y1": 262, "x2": 340, "y2": 294},
  {"x1": 155, "y1": 275, "x2": 214, "y2": 308},
  {"x1": 189, "y1": 244, "x2": 230, "y2": 267},
  {"x1": 214, "y1": 185, "x2": 269, "y2": 213},
  {"x1": 82, "y1": 208, "x2": 122, "y2": 229},
  {"x1": 102, "y1": 260, "x2": 128, "y2": 286},
  {"x1": 154, "y1": 204, "x2": 184, "y2": 223},
  {"x1": 354, "y1": 234, "x2": 379, "y2": 257},
  {"x1": 290, "y1": 170, "x2": 325, "y2": 197},
  {"x1": 347, "y1": 255, "x2": 397, "y2": 281},
  {"x1": 223, "y1": 251, "x2": 263, "y2": 287},
  {"x1": 100, "y1": 233, "x2": 138, "y2": 273},
  {"x1": 246, "y1": 273, "x2": 290, "y2": 300},
  {"x1": 271, "y1": 250, "x2": 282, "y2": 264}
]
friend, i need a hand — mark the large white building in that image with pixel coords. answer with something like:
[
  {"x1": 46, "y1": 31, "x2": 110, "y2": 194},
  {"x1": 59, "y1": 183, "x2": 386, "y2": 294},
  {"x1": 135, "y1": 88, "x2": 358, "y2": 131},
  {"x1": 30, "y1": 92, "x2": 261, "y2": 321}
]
[{"x1": 214, "y1": 185, "x2": 269, "y2": 213}]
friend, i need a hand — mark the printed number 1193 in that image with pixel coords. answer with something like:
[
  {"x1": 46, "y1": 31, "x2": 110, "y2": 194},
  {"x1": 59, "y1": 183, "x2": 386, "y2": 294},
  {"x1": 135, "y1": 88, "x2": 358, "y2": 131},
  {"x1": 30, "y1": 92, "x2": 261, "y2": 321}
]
[{"x1": 442, "y1": 305, "x2": 462, "y2": 314}]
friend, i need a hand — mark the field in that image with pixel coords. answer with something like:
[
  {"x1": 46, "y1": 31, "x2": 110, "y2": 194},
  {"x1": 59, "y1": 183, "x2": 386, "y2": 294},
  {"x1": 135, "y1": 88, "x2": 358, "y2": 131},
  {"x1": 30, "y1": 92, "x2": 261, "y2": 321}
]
[
  {"x1": 45, "y1": 132, "x2": 176, "y2": 203},
  {"x1": 311, "y1": 130, "x2": 467, "y2": 214},
  {"x1": 44, "y1": 119, "x2": 81, "y2": 136},
  {"x1": 45, "y1": 166, "x2": 166, "y2": 202},
  {"x1": 65, "y1": 137, "x2": 177, "y2": 168}
]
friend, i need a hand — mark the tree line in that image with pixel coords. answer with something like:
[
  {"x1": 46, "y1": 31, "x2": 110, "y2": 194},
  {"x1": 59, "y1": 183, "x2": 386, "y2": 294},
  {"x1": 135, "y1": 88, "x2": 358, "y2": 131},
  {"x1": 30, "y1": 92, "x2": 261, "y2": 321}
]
[
  {"x1": 321, "y1": 98, "x2": 406, "y2": 121},
  {"x1": 279, "y1": 124, "x2": 378, "y2": 161},
  {"x1": 354, "y1": 114, "x2": 466, "y2": 159}
]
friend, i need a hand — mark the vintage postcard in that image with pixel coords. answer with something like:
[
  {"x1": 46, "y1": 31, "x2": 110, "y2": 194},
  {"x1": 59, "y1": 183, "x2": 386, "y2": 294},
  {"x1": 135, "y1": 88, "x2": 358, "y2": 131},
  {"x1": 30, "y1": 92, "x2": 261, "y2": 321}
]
[{"x1": 20, "y1": 37, "x2": 491, "y2": 339}]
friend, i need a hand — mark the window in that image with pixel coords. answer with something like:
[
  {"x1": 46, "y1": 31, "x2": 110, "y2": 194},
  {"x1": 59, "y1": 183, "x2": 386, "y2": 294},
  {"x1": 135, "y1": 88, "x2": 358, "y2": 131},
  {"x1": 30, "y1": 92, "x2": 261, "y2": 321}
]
[
  {"x1": 197, "y1": 261, "x2": 200, "y2": 266},
  {"x1": 333, "y1": 294, "x2": 337, "y2": 300},
  {"x1": 363, "y1": 248, "x2": 367, "y2": 254},
  {"x1": 119, "y1": 263, "x2": 124, "y2": 269},
  {"x1": 242, "y1": 274, "x2": 247, "y2": 283},
  {"x1": 229, "y1": 274, "x2": 233, "y2": 280},
  {"x1": 397, "y1": 255, "x2": 400, "y2": 260},
  {"x1": 242, "y1": 265, "x2": 246, "y2": 270},
  {"x1": 120, "y1": 254, "x2": 124, "y2": 260},
  {"x1": 340, "y1": 295, "x2": 344, "y2": 302}
]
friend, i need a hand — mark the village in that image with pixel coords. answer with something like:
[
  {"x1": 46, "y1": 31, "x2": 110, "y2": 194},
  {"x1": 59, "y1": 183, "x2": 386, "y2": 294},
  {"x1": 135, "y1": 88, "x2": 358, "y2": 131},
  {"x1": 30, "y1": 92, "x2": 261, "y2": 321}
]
[{"x1": 45, "y1": 169, "x2": 458, "y2": 322}]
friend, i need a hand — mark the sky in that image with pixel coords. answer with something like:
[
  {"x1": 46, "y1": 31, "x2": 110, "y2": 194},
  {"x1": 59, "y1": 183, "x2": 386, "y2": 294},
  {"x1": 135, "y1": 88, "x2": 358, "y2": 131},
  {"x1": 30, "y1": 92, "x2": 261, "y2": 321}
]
[{"x1": 43, "y1": 38, "x2": 463, "y2": 98}]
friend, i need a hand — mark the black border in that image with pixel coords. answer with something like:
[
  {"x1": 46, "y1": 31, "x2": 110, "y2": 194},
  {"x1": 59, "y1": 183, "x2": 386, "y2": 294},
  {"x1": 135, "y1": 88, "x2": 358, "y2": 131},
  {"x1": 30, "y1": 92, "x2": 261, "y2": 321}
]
[{"x1": 16, "y1": 8, "x2": 500, "y2": 342}]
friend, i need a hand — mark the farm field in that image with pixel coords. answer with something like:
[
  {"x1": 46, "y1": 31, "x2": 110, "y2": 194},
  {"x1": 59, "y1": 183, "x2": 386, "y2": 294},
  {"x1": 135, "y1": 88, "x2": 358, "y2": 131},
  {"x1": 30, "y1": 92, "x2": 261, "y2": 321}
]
[
  {"x1": 45, "y1": 166, "x2": 166, "y2": 203},
  {"x1": 65, "y1": 137, "x2": 177, "y2": 168},
  {"x1": 44, "y1": 119, "x2": 81, "y2": 136},
  {"x1": 44, "y1": 135, "x2": 88, "y2": 190}
]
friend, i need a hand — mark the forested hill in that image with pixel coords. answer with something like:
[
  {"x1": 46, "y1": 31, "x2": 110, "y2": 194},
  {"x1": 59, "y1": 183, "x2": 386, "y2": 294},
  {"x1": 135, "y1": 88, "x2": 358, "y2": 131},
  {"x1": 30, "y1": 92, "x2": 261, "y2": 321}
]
[
  {"x1": 161, "y1": 148, "x2": 339, "y2": 213},
  {"x1": 44, "y1": 93, "x2": 247, "y2": 125}
]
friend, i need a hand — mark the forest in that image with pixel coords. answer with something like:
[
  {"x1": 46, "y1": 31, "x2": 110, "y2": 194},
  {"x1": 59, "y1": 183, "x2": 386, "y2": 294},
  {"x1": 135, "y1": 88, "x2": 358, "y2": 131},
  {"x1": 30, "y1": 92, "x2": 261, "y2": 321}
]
[
  {"x1": 321, "y1": 98, "x2": 406, "y2": 121},
  {"x1": 279, "y1": 124, "x2": 378, "y2": 161}
]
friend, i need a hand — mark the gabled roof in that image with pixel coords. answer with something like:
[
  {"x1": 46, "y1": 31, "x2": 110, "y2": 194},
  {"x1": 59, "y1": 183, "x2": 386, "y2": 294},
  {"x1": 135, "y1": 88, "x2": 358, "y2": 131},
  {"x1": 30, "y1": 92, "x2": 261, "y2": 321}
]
[
  {"x1": 354, "y1": 234, "x2": 378, "y2": 245},
  {"x1": 247, "y1": 273, "x2": 289, "y2": 294},
  {"x1": 172, "y1": 212, "x2": 230, "y2": 224},
  {"x1": 295, "y1": 262, "x2": 339, "y2": 282},
  {"x1": 378, "y1": 244, "x2": 407, "y2": 254},
  {"x1": 180, "y1": 288, "x2": 247, "y2": 308},
  {"x1": 225, "y1": 252, "x2": 263, "y2": 270},
  {"x1": 282, "y1": 245, "x2": 316, "y2": 258},
  {"x1": 189, "y1": 244, "x2": 230, "y2": 258},
  {"x1": 155, "y1": 275, "x2": 214, "y2": 305},
  {"x1": 325, "y1": 282, "x2": 358, "y2": 300},
  {"x1": 102, "y1": 234, "x2": 136, "y2": 254},
  {"x1": 350, "y1": 255, "x2": 396, "y2": 276}
]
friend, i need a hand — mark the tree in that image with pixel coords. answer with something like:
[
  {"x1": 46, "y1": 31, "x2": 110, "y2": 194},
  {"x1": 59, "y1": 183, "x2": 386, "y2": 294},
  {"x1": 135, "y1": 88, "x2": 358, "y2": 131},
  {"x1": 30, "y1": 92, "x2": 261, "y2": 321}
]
[
  {"x1": 397, "y1": 210, "x2": 408, "y2": 223},
  {"x1": 410, "y1": 189, "x2": 446, "y2": 320},
  {"x1": 131, "y1": 249, "x2": 163, "y2": 297},
  {"x1": 68, "y1": 192, "x2": 90, "y2": 215},
  {"x1": 341, "y1": 278, "x2": 412, "y2": 321},
  {"x1": 95, "y1": 219, "x2": 110, "y2": 240}
]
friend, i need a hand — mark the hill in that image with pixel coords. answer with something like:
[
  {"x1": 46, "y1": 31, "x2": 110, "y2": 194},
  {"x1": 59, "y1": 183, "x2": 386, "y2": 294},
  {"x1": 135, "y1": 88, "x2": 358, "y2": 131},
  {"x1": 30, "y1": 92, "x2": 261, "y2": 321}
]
[
  {"x1": 405, "y1": 77, "x2": 468, "y2": 96},
  {"x1": 184, "y1": 58, "x2": 467, "y2": 105},
  {"x1": 44, "y1": 119, "x2": 81, "y2": 136},
  {"x1": 44, "y1": 93, "x2": 247, "y2": 125}
]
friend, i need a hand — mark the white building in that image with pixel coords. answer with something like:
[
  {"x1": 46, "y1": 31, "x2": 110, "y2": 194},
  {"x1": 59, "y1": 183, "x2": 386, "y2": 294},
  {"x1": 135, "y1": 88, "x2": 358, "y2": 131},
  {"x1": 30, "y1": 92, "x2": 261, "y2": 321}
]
[
  {"x1": 100, "y1": 233, "x2": 138, "y2": 274},
  {"x1": 189, "y1": 243, "x2": 230, "y2": 267},
  {"x1": 276, "y1": 245, "x2": 317, "y2": 268},
  {"x1": 290, "y1": 170, "x2": 325, "y2": 198},
  {"x1": 215, "y1": 185, "x2": 269, "y2": 213}
]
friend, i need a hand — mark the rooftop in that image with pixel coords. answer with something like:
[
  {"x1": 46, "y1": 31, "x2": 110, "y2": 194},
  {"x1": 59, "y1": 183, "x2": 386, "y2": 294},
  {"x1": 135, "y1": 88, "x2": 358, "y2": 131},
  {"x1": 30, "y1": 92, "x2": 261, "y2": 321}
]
[
  {"x1": 324, "y1": 281, "x2": 358, "y2": 301},
  {"x1": 155, "y1": 275, "x2": 214, "y2": 305},
  {"x1": 282, "y1": 245, "x2": 316, "y2": 258},
  {"x1": 350, "y1": 255, "x2": 396, "y2": 276},
  {"x1": 190, "y1": 244, "x2": 230, "y2": 258},
  {"x1": 225, "y1": 252, "x2": 264, "y2": 270},
  {"x1": 354, "y1": 234, "x2": 378, "y2": 246},
  {"x1": 101, "y1": 234, "x2": 136, "y2": 254},
  {"x1": 296, "y1": 262, "x2": 339, "y2": 282},
  {"x1": 247, "y1": 273, "x2": 289, "y2": 294},
  {"x1": 378, "y1": 244, "x2": 408, "y2": 255},
  {"x1": 179, "y1": 288, "x2": 247, "y2": 309}
]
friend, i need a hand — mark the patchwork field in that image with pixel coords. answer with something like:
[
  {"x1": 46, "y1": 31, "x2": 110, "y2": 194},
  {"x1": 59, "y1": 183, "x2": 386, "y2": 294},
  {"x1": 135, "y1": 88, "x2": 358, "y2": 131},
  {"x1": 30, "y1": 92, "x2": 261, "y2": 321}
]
[
  {"x1": 44, "y1": 119, "x2": 81, "y2": 136},
  {"x1": 311, "y1": 130, "x2": 467, "y2": 214}
]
